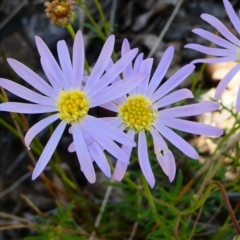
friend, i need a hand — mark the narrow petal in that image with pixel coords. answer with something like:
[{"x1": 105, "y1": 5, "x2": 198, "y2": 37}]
[
  {"x1": 105, "y1": 59, "x2": 121, "y2": 83},
  {"x1": 236, "y1": 87, "x2": 240, "y2": 111},
  {"x1": 184, "y1": 44, "x2": 236, "y2": 56},
  {"x1": 154, "y1": 89, "x2": 194, "y2": 108},
  {"x1": 0, "y1": 102, "x2": 57, "y2": 114},
  {"x1": 40, "y1": 58, "x2": 61, "y2": 91},
  {"x1": 147, "y1": 46, "x2": 174, "y2": 97},
  {"x1": 7, "y1": 59, "x2": 58, "y2": 99},
  {"x1": 152, "y1": 64, "x2": 195, "y2": 102},
  {"x1": 138, "y1": 132, "x2": 155, "y2": 188},
  {"x1": 88, "y1": 48, "x2": 138, "y2": 97},
  {"x1": 113, "y1": 130, "x2": 135, "y2": 181},
  {"x1": 0, "y1": 78, "x2": 56, "y2": 106},
  {"x1": 192, "y1": 56, "x2": 238, "y2": 64},
  {"x1": 25, "y1": 114, "x2": 59, "y2": 149},
  {"x1": 113, "y1": 161, "x2": 128, "y2": 182},
  {"x1": 32, "y1": 121, "x2": 66, "y2": 180},
  {"x1": 100, "y1": 102, "x2": 118, "y2": 112},
  {"x1": 84, "y1": 35, "x2": 115, "y2": 92},
  {"x1": 159, "y1": 102, "x2": 220, "y2": 117},
  {"x1": 154, "y1": 121, "x2": 199, "y2": 159},
  {"x1": 130, "y1": 53, "x2": 144, "y2": 95},
  {"x1": 137, "y1": 58, "x2": 153, "y2": 95},
  {"x1": 159, "y1": 117, "x2": 223, "y2": 136},
  {"x1": 156, "y1": 150, "x2": 176, "y2": 182},
  {"x1": 72, "y1": 124, "x2": 96, "y2": 183},
  {"x1": 90, "y1": 73, "x2": 146, "y2": 107},
  {"x1": 190, "y1": 28, "x2": 238, "y2": 50},
  {"x1": 121, "y1": 39, "x2": 133, "y2": 78},
  {"x1": 72, "y1": 30, "x2": 84, "y2": 88},
  {"x1": 84, "y1": 116, "x2": 135, "y2": 147},
  {"x1": 57, "y1": 40, "x2": 73, "y2": 87},
  {"x1": 150, "y1": 128, "x2": 168, "y2": 150},
  {"x1": 81, "y1": 118, "x2": 129, "y2": 163},
  {"x1": 68, "y1": 142, "x2": 75, "y2": 152},
  {"x1": 201, "y1": 13, "x2": 240, "y2": 46},
  {"x1": 35, "y1": 36, "x2": 68, "y2": 90},
  {"x1": 223, "y1": 0, "x2": 240, "y2": 35},
  {"x1": 215, "y1": 63, "x2": 240, "y2": 100},
  {"x1": 89, "y1": 141, "x2": 111, "y2": 178},
  {"x1": 101, "y1": 117, "x2": 123, "y2": 127}
]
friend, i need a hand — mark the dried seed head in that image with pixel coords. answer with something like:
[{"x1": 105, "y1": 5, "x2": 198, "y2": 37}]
[{"x1": 44, "y1": 0, "x2": 76, "y2": 26}]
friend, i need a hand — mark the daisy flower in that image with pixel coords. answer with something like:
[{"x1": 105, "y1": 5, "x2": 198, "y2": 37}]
[
  {"x1": 95, "y1": 41, "x2": 223, "y2": 188},
  {"x1": 0, "y1": 31, "x2": 146, "y2": 183},
  {"x1": 185, "y1": 0, "x2": 240, "y2": 110}
]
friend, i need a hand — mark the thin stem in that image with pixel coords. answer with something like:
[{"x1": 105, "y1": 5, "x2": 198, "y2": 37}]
[
  {"x1": 66, "y1": 24, "x2": 76, "y2": 38},
  {"x1": 148, "y1": 0, "x2": 184, "y2": 57},
  {"x1": 94, "y1": 0, "x2": 109, "y2": 35},
  {"x1": 89, "y1": 178, "x2": 114, "y2": 240},
  {"x1": 212, "y1": 181, "x2": 240, "y2": 234}
]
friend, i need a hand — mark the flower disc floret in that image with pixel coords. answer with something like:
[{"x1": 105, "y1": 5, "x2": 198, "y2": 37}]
[
  {"x1": 57, "y1": 89, "x2": 89, "y2": 123},
  {"x1": 118, "y1": 95, "x2": 157, "y2": 132}
]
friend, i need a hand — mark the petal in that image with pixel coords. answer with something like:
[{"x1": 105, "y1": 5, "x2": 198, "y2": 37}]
[
  {"x1": 155, "y1": 150, "x2": 176, "y2": 182},
  {"x1": 150, "y1": 127, "x2": 168, "y2": 151},
  {"x1": 84, "y1": 35, "x2": 115, "y2": 92},
  {"x1": 113, "y1": 161, "x2": 128, "y2": 182},
  {"x1": 154, "y1": 89, "x2": 194, "y2": 108},
  {"x1": 0, "y1": 78, "x2": 56, "y2": 106},
  {"x1": 88, "y1": 48, "x2": 138, "y2": 97},
  {"x1": 113, "y1": 130, "x2": 135, "y2": 181},
  {"x1": 152, "y1": 64, "x2": 195, "y2": 102},
  {"x1": 130, "y1": 53, "x2": 144, "y2": 95},
  {"x1": 0, "y1": 102, "x2": 57, "y2": 114},
  {"x1": 184, "y1": 44, "x2": 236, "y2": 56},
  {"x1": 84, "y1": 115, "x2": 135, "y2": 147},
  {"x1": 35, "y1": 36, "x2": 68, "y2": 90},
  {"x1": 101, "y1": 117, "x2": 123, "y2": 127},
  {"x1": 215, "y1": 63, "x2": 240, "y2": 100},
  {"x1": 89, "y1": 141, "x2": 111, "y2": 178},
  {"x1": 146, "y1": 46, "x2": 174, "y2": 97},
  {"x1": 25, "y1": 114, "x2": 59, "y2": 149},
  {"x1": 236, "y1": 87, "x2": 240, "y2": 111},
  {"x1": 159, "y1": 102, "x2": 220, "y2": 117},
  {"x1": 223, "y1": 0, "x2": 240, "y2": 35},
  {"x1": 7, "y1": 59, "x2": 58, "y2": 99},
  {"x1": 32, "y1": 121, "x2": 66, "y2": 180},
  {"x1": 81, "y1": 118, "x2": 130, "y2": 163},
  {"x1": 72, "y1": 124, "x2": 96, "y2": 183},
  {"x1": 100, "y1": 102, "x2": 118, "y2": 112},
  {"x1": 121, "y1": 39, "x2": 133, "y2": 78},
  {"x1": 201, "y1": 13, "x2": 240, "y2": 46},
  {"x1": 154, "y1": 121, "x2": 199, "y2": 159},
  {"x1": 190, "y1": 28, "x2": 238, "y2": 50},
  {"x1": 72, "y1": 30, "x2": 84, "y2": 88},
  {"x1": 90, "y1": 73, "x2": 146, "y2": 107},
  {"x1": 137, "y1": 58, "x2": 153, "y2": 95},
  {"x1": 40, "y1": 58, "x2": 61, "y2": 91},
  {"x1": 57, "y1": 40, "x2": 73, "y2": 87},
  {"x1": 138, "y1": 132, "x2": 155, "y2": 188},
  {"x1": 68, "y1": 142, "x2": 75, "y2": 152},
  {"x1": 159, "y1": 117, "x2": 223, "y2": 136},
  {"x1": 192, "y1": 56, "x2": 238, "y2": 64}
]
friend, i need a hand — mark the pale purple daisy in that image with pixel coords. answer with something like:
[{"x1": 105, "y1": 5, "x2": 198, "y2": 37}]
[
  {"x1": 95, "y1": 41, "x2": 222, "y2": 188},
  {"x1": 0, "y1": 31, "x2": 146, "y2": 183},
  {"x1": 185, "y1": 0, "x2": 240, "y2": 110}
]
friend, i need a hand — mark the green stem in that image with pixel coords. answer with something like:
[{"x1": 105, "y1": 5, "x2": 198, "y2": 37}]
[
  {"x1": 141, "y1": 175, "x2": 161, "y2": 226},
  {"x1": 66, "y1": 24, "x2": 76, "y2": 38},
  {"x1": 94, "y1": 0, "x2": 109, "y2": 35}
]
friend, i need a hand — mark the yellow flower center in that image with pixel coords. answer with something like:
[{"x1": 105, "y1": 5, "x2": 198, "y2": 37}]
[
  {"x1": 57, "y1": 90, "x2": 89, "y2": 124},
  {"x1": 118, "y1": 95, "x2": 157, "y2": 132}
]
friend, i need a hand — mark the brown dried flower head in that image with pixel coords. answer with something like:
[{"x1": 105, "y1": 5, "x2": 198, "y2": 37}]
[{"x1": 44, "y1": 0, "x2": 76, "y2": 26}]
